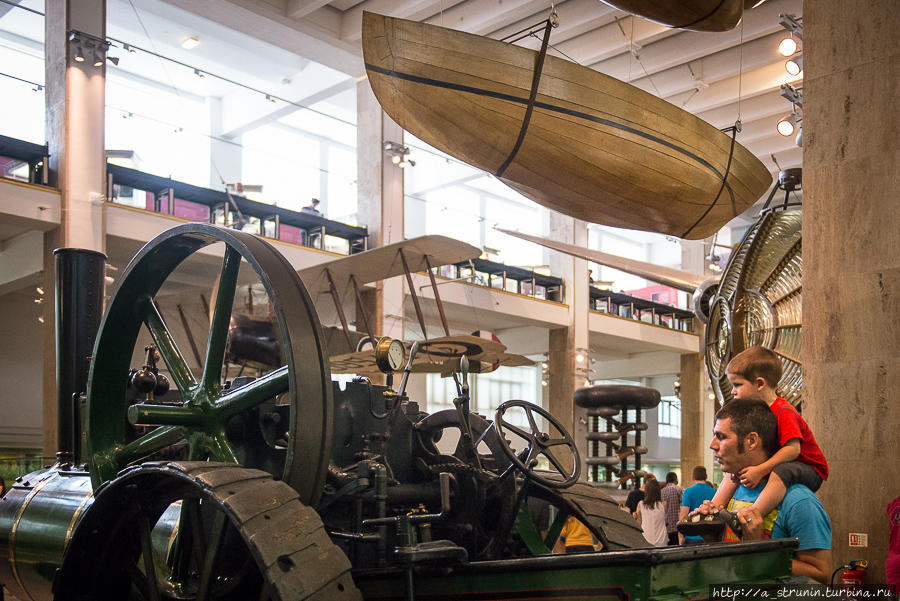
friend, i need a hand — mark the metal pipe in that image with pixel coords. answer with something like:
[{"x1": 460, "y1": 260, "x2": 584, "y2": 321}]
[{"x1": 53, "y1": 248, "x2": 106, "y2": 463}]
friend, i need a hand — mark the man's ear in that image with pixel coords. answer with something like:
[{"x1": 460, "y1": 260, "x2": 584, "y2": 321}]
[
  {"x1": 745, "y1": 431, "x2": 761, "y2": 452},
  {"x1": 754, "y1": 377, "x2": 768, "y2": 391}
]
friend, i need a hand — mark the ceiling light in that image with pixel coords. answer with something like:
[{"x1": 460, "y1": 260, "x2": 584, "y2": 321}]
[
  {"x1": 785, "y1": 54, "x2": 803, "y2": 76},
  {"x1": 107, "y1": 56, "x2": 119, "y2": 66},
  {"x1": 181, "y1": 36, "x2": 200, "y2": 50},
  {"x1": 778, "y1": 36, "x2": 798, "y2": 57},
  {"x1": 193, "y1": 68, "x2": 204, "y2": 78},
  {"x1": 777, "y1": 112, "x2": 800, "y2": 136},
  {"x1": 384, "y1": 140, "x2": 414, "y2": 168},
  {"x1": 73, "y1": 45, "x2": 85, "y2": 62},
  {"x1": 92, "y1": 51, "x2": 104, "y2": 67}
]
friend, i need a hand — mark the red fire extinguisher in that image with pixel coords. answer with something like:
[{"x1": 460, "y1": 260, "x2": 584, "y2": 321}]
[
  {"x1": 842, "y1": 559, "x2": 869, "y2": 584},
  {"x1": 839, "y1": 560, "x2": 868, "y2": 598}
]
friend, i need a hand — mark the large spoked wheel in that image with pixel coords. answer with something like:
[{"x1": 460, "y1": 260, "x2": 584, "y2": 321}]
[
  {"x1": 55, "y1": 462, "x2": 361, "y2": 601},
  {"x1": 86, "y1": 224, "x2": 332, "y2": 507},
  {"x1": 494, "y1": 400, "x2": 580, "y2": 488}
]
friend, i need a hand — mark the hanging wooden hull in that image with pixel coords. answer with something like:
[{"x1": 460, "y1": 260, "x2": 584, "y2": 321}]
[
  {"x1": 600, "y1": 0, "x2": 747, "y2": 32},
  {"x1": 362, "y1": 12, "x2": 771, "y2": 240}
]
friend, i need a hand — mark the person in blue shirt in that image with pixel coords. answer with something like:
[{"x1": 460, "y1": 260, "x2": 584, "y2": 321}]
[
  {"x1": 679, "y1": 466, "x2": 716, "y2": 544},
  {"x1": 697, "y1": 400, "x2": 832, "y2": 583}
]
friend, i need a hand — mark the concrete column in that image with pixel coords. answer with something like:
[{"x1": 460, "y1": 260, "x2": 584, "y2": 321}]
[
  {"x1": 356, "y1": 80, "x2": 404, "y2": 340},
  {"x1": 547, "y1": 213, "x2": 590, "y2": 479},
  {"x1": 805, "y1": 0, "x2": 900, "y2": 580},
  {"x1": 679, "y1": 353, "x2": 714, "y2": 479},
  {"x1": 43, "y1": 0, "x2": 106, "y2": 456},
  {"x1": 46, "y1": 0, "x2": 107, "y2": 251}
]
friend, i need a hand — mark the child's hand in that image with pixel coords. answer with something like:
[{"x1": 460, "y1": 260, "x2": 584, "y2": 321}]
[
  {"x1": 738, "y1": 465, "x2": 767, "y2": 488},
  {"x1": 693, "y1": 500, "x2": 721, "y2": 516}
]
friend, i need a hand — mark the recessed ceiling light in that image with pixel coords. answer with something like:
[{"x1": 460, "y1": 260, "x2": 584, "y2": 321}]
[{"x1": 181, "y1": 36, "x2": 199, "y2": 50}]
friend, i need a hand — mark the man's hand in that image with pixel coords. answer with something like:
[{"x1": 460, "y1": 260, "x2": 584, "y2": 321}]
[
  {"x1": 735, "y1": 506, "x2": 765, "y2": 540},
  {"x1": 738, "y1": 464, "x2": 769, "y2": 488}
]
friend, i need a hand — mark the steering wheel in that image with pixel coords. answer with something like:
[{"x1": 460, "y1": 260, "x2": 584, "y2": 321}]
[{"x1": 494, "y1": 400, "x2": 580, "y2": 488}]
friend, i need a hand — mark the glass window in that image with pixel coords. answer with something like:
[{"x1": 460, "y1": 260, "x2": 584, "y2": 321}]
[
  {"x1": 0, "y1": 1, "x2": 46, "y2": 144},
  {"x1": 657, "y1": 396, "x2": 681, "y2": 439},
  {"x1": 242, "y1": 125, "x2": 320, "y2": 210}
]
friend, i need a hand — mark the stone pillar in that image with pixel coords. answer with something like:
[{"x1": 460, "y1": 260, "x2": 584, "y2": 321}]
[
  {"x1": 804, "y1": 0, "x2": 900, "y2": 580},
  {"x1": 46, "y1": 0, "x2": 107, "y2": 251},
  {"x1": 547, "y1": 214, "x2": 590, "y2": 479},
  {"x1": 679, "y1": 353, "x2": 714, "y2": 479},
  {"x1": 43, "y1": 0, "x2": 106, "y2": 456},
  {"x1": 356, "y1": 80, "x2": 404, "y2": 340}
]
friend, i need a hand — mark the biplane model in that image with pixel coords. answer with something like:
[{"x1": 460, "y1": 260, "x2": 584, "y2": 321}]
[
  {"x1": 213, "y1": 234, "x2": 533, "y2": 377},
  {"x1": 494, "y1": 227, "x2": 720, "y2": 322}
]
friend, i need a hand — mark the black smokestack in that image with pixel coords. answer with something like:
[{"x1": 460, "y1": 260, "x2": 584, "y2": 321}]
[{"x1": 53, "y1": 248, "x2": 106, "y2": 463}]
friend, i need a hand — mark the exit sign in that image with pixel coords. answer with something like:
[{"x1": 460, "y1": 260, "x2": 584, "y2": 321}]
[{"x1": 849, "y1": 533, "x2": 868, "y2": 547}]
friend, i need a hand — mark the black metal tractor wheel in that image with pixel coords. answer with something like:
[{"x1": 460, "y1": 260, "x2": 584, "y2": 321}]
[
  {"x1": 86, "y1": 223, "x2": 332, "y2": 507},
  {"x1": 55, "y1": 462, "x2": 361, "y2": 601}
]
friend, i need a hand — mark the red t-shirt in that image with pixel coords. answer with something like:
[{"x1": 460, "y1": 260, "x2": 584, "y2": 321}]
[{"x1": 769, "y1": 397, "x2": 829, "y2": 480}]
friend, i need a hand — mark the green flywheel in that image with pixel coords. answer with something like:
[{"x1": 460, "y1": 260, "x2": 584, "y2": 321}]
[{"x1": 85, "y1": 224, "x2": 332, "y2": 507}]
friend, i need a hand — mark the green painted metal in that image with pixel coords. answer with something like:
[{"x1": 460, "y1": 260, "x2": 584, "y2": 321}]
[
  {"x1": 353, "y1": 540, "x2": 796, "y2": 601},
  {"x1": 140, "y1": 294, "x2": 196, "y2": 396},
  {"x1": 515, "y1": 504, "x2": 551, "y2": 556},
  {"x1": 0, "y1": 466, "x2": 93, "y2": 601},
  {"x1": 86, "y1": 224, "x2": 333, "y2": 507}
]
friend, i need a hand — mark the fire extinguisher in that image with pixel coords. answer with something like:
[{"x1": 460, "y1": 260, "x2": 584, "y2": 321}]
[
  {"x1": 832, "y1": 560, "x2": 868, "y2": 596},
  {"x1": 842, "y1": 559, "x2": 869, "y2": 585}
]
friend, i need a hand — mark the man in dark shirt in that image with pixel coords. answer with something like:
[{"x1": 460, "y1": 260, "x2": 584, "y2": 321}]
[{"x1": 625, "y1": 474, "x2": 655, "y2": 515}]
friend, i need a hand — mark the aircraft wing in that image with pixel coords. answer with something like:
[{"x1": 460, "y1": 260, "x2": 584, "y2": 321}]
[
  {"x1": 495, "y1": 227, "x2": 708, "y2": 293},
  {"x1": 329, "y1": 334, "x2": 532, "y2": 376},
  {"x1": 297, "y1": 235, "x2": 480, "y2": 297}
]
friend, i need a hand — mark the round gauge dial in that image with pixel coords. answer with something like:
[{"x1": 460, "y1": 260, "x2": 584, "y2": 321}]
[{"x1": 374, "y1": 337, "x2": 405, "y2": 373}]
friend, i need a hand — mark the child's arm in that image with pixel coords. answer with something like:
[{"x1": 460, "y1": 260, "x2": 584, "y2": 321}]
[
  {"x1": 739, "y1": 438, "x2": 800, "y2": 488},
  {"x1": 709, "y1": 476, "x2": 739, "y2": 510}
]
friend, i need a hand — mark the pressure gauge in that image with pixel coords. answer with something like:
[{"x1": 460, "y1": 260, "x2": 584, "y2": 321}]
[{"x1": 374, "y1": 337, "x2": 405, "y2": 373}]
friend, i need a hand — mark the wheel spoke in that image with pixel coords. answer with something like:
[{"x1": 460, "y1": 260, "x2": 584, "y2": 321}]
[
  {"x1": 138, "y1": 512, "x2": 162, "y2": 601},
  {"x1": 501, "y1": 420, "x2": 532, "y2": 442},
  {"x1": 545, "y1": 437, "x2": 573, "y2": 447},
  {"x1": 187, "y1": 498, "x2": 208, "y2": 572},
  {"x1": 542, "y1": 448, "x2": 568, "y2": 475},
  {"x1": 196, "y1": 509, "x2": 228, "y2": 601},
  {"x1": 215, "y1": 365, "x2": 289, "y2": 420},
  {"x1": 124, "y1": 561, "x2": 151, "y2": 601},
  {"x1": 113, "y1": 426, "x2": 185, "y2": 467},
  {"x1": 200, "y1": 247, "x2": 242, "y2": 398},
  {"x1": 524, "y1": 407, "x2": 539, "y2": 434},
  {"x1": 140, "y1": 294, "x2": 197, "y2": 396},
  {"x1": 522, "y1": 444, "x2": 539, "y2": 468},
  {"x1": 206, "y1": 431, "x2": 239, "y2": 464}
]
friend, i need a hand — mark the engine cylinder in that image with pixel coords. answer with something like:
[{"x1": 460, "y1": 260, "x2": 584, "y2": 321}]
[{"x1": 0, "y1": 465, "x2": 93, "y2": 601}]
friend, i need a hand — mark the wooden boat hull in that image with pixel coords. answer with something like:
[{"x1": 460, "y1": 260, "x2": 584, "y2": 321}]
[
  {"x1": 600, "y1": 0, "x2": 745, "y2": 32},
  {"x1": 362, "y1": 12, "x2": 771, "y2": 240}
]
